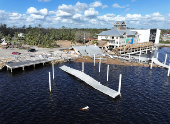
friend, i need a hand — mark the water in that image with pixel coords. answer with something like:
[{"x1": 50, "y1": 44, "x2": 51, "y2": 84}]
[{"x1": 0, "y1": 47, "x2": 170, "y2": 124}]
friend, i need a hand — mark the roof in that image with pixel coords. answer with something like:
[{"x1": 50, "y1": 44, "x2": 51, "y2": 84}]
[
  {"x1": 73, "y1": 45, "x2": 103, "y2": 57},
  {"x1": 97, "y1": 28, "x2": 137, "y2": 36}
]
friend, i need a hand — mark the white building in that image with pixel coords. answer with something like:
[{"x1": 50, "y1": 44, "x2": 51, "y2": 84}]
[
  {"x1": 97, "y1": 21, "x2": 161, "y2": 48},
  {"x1": 131, "y1": 29, "x2": 161, "y2": 44}
]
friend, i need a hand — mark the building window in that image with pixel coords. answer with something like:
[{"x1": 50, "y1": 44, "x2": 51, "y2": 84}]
[
  {"x1": 116, "y1": 37, "x2": 118, "y2": 39},
  {"x1": 105, "y1": 36, "x2": 108, "y2": 39},
  {"x1": 112, "y1": 36, "x2": 114, "y2": 39}
]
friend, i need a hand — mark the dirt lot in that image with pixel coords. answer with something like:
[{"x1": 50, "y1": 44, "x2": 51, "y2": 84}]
[{"x1": 74, "y1": 57, "x2": 158, "y2": 67}]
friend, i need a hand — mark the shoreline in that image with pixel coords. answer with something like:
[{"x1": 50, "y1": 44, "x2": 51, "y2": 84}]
[{"x1": 73, "y1": 57, "x2": 158, "y2": 68}]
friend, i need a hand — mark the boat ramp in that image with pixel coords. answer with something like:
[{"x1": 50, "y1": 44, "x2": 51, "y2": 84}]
[{"x1": 60, "y1": 65, "x2": 121, "y2": 99}]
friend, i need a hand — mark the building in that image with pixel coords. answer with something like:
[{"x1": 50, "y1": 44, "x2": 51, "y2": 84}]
[
  {"x1": 98, "y1": 21, "x2": 139, "y2": 48},
  {"x1": 131, "y1": 29, "x2": 161, "y2": 44},
  {"x1": 97, "y1": 21, "x2": 161, "y2": 49}
]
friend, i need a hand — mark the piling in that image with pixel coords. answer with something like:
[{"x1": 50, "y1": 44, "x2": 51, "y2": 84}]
[
  {"x1": 107, "y1": 65, "x2": 109, "y2": 82},
  {"x1": 94, "y1": 54, "x2": 95, "y2": 67},
  {"x1": 118, "y1": 74, "x2": 122, "y2": 95},
  {"x1": 99, "y1": 58, "x2": 101, "y2": 73},
  {"x1": 164, "y1": 54, "x2": 167, "y2": 65},
  {"x1": 150, "y1": 58, "x2": 153, "y2": 70},
  {"x1": 52, "y1": 62, "x2": 54, "y2": 80},
  {"x1": 49, "y1": 72, "x2": 51, "y2": 92},
  {"x1": 139, "y1": 55, "x2": 140, "y2": 62},
  {"x1": 157, "y1": 52, "x2": 159, "y2": 59},
  {"x1": 167, "y1": 63, "x2": 170, "y2": 77},
  {"x1": 82, "y1": 62, "x2": 84, "y2": 72}
]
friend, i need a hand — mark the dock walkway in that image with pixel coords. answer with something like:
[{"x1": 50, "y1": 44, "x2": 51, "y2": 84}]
[
  {"x1": 152, "y1": 58, "x2": 169, "y2": 69},
  {"x1": 6, "y1": 58, "x2": 58, "y2": 72},
  {"x1": 60, "y1": 65, "x2": 121, "y2": 98}
]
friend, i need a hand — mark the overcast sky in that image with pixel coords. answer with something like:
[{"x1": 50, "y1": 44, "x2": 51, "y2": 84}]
[{"x1": 0, "y1": 0, "x2": 169, "y2": 29}]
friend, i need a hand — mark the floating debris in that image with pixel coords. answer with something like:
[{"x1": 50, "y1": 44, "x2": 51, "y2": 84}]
[{"x1": 80, "y1": 106, "x2": 89, "y2": 110}]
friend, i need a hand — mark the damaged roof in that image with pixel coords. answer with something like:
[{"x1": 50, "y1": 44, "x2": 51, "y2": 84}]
[{"x1": 72, "y1": 45, "x2": 103, "y2": 57}]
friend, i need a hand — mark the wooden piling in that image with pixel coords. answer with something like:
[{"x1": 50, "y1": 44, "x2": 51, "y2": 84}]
[
  {"x1": 94, "y1": 54, "x2": 95, "y2": 67},
  {"x1": 49, "y1": 72, "x2": 51, "y2": 92},
  {"x1": 150, "y1": 58, "x2": 153, "y2": 70},
  {"x1": 107, "y1": 65, "x2": 109, "y2": 82},
  {"x1": 52, "y1": 62, "x2": 54, "y2": 80},
  {"x1": 82, "y1": 62, "x2": 84, "y2": 72},
  {"x1": 118, "y1": 74, "x2": 122, "y2": 95},
  {"x1": 157, "y1": 52, "x2": 159, "y2": 59},
  {"x1": 99, "y1": 59, "x2": 101, "y2": 73},
  {"x1": 164, "y1": 54, "x2": 167, "y2": 65}
]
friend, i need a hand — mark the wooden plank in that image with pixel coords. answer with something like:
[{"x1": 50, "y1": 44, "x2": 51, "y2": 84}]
[{"x1": 60, "y1": 65, "x2": 120, "y2": 98}]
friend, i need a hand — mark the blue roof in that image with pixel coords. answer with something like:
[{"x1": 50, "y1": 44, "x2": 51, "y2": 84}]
[{"x1": 97, "y1": 28, "x2": 136, "y2": 36}]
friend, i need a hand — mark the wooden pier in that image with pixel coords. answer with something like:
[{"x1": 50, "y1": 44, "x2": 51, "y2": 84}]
[
  {"x1": 6, "y1": 58, "x2": 58, "y2": 72},
  {"x1": 60, "y1": 65, "x2": 121, "y2": 98}
]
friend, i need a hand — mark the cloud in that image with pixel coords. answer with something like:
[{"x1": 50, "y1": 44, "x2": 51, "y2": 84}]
[
  {"x1": 84, "y1": 8, "x2": 99, "y2": 18},
  {"x1": 126, "y1": 14, "x2": 141, "y2": 21},
  {"x1": 89, "y1": 1, "x2": 108, "y2": 9},
  {"x1": 112, "y1": 3, "x2": 129, "y2": 8},
  {"x1": 38, "y1": 0, "x2": 51, "y2": 2},
  {"x1": 57, "y1": 2, "x2": 88, "y2": 18},
  {"x1": 0, "y1": 2, "x2": 169, "y2": 29}
]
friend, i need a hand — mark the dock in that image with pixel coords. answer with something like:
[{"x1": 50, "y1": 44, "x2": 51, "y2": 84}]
[
  {"x1": 6, "y1": 58, "x2": 58, "y2": 72},
  {"x1": 60, "y1": 65, "x2": 121, "y2": 98},
  {"x1": 152, "y1": 58, "x2": 169, "y2": 69}
]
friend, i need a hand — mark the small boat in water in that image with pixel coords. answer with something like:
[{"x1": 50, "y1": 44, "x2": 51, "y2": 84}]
[{"x1": 80, "y1": 106, "x2": 89, "y2": 110}]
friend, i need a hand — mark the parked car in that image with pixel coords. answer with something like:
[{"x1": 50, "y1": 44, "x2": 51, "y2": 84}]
[
  {"x1": 28, "y1": 49, "x2": 37, "y2": 52},
  {"x1": 12, "y1": 52, "x2": 21, "y2": 55}
]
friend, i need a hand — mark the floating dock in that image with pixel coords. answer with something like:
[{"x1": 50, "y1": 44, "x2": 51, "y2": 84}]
[{"x1": 60, "y1": 65, "x2": 121, "y2": 98}]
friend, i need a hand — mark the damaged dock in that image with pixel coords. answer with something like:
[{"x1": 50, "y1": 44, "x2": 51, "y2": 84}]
[{"x1": 60, "y1": 65, "x2": 121, "y2": 98}]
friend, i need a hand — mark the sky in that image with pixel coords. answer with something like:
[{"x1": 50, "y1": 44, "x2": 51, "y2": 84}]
[{"x1": 0, "y1": 0, "x2": 170, "y2": 29}]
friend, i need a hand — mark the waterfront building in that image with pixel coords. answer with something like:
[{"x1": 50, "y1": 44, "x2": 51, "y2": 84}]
[{"x1": 97, "y1": 21, "x2": 161, "y2": 49}]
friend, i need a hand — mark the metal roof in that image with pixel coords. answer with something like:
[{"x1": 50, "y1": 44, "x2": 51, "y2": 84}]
[
  {"x1": 97, "y1": 28, "x2": 137, "y2": 36},
  {"x1": 73, "y1": 45, "x2": 102, "y2": 57}
]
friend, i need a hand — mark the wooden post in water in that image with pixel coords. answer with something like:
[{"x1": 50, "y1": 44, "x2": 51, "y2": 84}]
[
  {"x1": 52, "y1": 62, "x2": 54, "y2": 80},
  {"x1": 164, "y1": 54, "x2": 167, "y2": 65},
  {"x1": 82, "y1": 62, "x2": 84, "y2": 72},
  {"x1": 11, "y1": 68, "x2": 12, "y2": 73},
  {"x1": 156, "y1": 52, "x2": 159, "y2": 59},
  {"x1": 94, "y1": 54, "x2": 95, "y2": 67},
  {"x1": 49, "y1": 72, "x2": 51, "y2": 92},
  {"x1": 107, "y1": 65, "x2": 109, "y2": 82},
  {"x1": 118, "y1": 74, "x2": 122, "y2": 95},
  {"x1": 99, "y1": 58, "x2": 101, "y2": 73},
  {"x1": 22, "y1": 67, "x2": 24, "y2": 70},
  {"x1": 150, "y1": 58, "x2": 153, "y2": 70}
]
